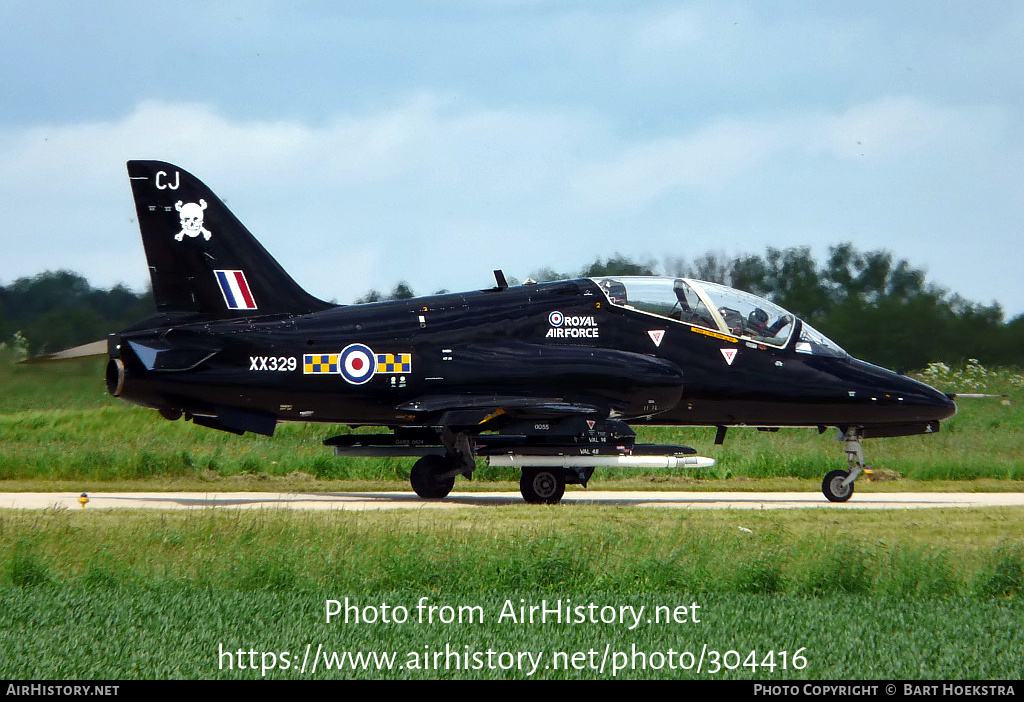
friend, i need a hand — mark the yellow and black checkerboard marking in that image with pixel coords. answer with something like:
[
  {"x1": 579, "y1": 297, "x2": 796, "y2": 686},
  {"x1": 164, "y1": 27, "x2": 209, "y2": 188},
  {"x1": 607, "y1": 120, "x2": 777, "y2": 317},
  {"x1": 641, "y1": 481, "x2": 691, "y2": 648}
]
[
  {"x1": 376, "y1": 353, "x2": 412, "y2": 374},
  {"x1": 303, "y1": 353, "x2": 339, "y2": 374}
]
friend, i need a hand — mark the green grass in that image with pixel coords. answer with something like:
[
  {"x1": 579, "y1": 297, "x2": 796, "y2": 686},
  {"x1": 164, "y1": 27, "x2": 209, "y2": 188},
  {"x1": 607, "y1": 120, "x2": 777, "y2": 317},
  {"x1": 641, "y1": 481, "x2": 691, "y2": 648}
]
[
  {"x1": 2, "y1": 507, "x2": 1022, "y2": 596},
  {"x1": 4, "y1": 588, "x2": 1021, "y2": 679},
  {"x1": 1, "y1": 507, "x2": 1022, "y2": 679}
]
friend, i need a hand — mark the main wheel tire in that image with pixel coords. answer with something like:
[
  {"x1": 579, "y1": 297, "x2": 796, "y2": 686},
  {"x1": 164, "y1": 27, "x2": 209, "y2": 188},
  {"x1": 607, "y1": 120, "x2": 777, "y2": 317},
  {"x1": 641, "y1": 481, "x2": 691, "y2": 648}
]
[
  {"x1": 520, "y1": 468, "x2": 566, "y2": 504},
  {"x1": 410, "y1": 454, "x2": 455, "y2": 499},
  {"x1": 822, "y1": 469, "x2": 854, "y2": 502}
]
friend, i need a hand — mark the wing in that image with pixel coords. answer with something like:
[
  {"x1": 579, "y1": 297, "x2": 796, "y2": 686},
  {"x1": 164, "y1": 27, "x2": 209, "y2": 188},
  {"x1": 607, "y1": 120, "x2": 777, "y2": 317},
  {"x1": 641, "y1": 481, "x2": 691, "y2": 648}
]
[{"x1": 394, "y1": 394, "x2": 606, "y2": 427}]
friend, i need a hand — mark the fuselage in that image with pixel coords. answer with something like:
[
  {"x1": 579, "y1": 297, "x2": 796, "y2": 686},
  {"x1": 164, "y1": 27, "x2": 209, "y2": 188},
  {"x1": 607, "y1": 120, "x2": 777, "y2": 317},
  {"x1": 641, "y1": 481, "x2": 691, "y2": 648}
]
[
  {"x1": 109, "y1": 277, "x2": 956, "y2": 434},
  {"x1": 115, "y1": 159, "x2": 950, "y2": 502}
]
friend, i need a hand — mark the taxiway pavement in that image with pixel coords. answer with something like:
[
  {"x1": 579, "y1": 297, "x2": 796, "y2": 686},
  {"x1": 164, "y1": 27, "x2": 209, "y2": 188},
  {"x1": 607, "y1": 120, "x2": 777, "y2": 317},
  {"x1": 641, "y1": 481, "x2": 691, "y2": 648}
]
[{"x1": 2, "y1": 491, "x2": 1023, "y2": 511}]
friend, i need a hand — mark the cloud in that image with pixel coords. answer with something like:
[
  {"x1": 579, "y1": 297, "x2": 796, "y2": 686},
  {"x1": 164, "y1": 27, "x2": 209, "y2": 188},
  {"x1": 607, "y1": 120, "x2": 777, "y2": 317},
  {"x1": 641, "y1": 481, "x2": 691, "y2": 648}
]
[
  {"x1": 631, "y1": 6, "x2": 707, "y2": 51},
  {"x1": 813, "y1": 96, "x2": 1002, "y2": 164},
  {"x1": 570, "y1": 119, "x2": 785, "y2": 209},
  {"x1": 0, "y1": 93, "x2": 1018, "y2": 314},
  {"x1": 0, "y1": 97, "x2": 600, "y2": 300},
  {"x1": 567, "y1": 96, "x2": 1009, "y2": 213}
]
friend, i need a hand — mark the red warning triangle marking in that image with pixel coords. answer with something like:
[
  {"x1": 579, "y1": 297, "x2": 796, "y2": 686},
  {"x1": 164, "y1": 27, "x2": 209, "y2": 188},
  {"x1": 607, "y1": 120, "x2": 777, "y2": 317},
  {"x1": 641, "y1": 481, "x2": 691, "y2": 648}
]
[
  {"x1": 648, "y1": 330, "x2": 665, "y2": 347},
  {"x1": 720, "y1": 348, "x2": 737, "y2": 365},
  {"x1": 587, "y1": 420, "x2": 596, "y2": 430}
]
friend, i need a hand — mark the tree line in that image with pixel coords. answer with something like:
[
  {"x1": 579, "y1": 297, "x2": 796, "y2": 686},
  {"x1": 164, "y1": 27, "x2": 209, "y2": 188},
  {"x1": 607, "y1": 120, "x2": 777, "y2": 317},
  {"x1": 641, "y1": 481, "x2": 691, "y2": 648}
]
[
  {"x1": 2, "y1": 244, "x2": 1021, "y2": 371},
  {"x1": 0, "y1": 271, "x2": 154, "y2": 358}
]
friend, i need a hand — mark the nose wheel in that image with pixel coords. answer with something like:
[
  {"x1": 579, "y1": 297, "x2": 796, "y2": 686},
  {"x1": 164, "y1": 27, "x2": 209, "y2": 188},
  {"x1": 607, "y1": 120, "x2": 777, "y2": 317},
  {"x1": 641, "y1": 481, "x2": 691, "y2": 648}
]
[
  {"x1": 822, "y1": 469, "x2": 855, "y2": 502},
  {"x1": 821, "y1": 427, "x2": 867, "y2": 502}
]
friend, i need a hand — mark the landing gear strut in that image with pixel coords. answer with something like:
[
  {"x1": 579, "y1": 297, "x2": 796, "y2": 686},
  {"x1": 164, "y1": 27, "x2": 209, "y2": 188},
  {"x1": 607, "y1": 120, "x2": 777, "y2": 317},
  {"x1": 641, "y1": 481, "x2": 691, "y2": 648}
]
[{"x1": 822, "y1": 427, "x2": 867, "y2": 502}]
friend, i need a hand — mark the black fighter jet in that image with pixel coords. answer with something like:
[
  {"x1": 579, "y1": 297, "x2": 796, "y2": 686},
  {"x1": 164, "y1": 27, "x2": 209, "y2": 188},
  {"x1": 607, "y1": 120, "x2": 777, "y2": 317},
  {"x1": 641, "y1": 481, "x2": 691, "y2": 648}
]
[{"x1": 92, "y1": 160, "x2": 956, "y2": 504}]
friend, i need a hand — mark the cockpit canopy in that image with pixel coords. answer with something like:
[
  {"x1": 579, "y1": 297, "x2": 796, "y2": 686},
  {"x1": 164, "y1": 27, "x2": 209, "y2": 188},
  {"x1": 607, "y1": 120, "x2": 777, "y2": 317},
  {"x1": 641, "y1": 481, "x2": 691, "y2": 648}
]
[{"x1": 592, "y1": 276, "x2": 847, "y2": 357}]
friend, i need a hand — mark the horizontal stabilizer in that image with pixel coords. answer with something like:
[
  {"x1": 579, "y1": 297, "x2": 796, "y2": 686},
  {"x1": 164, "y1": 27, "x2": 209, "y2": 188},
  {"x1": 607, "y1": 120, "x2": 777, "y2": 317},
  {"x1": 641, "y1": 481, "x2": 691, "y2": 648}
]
[{"x1": 19, "y1": 340, "x2": 107, "y2": 364}]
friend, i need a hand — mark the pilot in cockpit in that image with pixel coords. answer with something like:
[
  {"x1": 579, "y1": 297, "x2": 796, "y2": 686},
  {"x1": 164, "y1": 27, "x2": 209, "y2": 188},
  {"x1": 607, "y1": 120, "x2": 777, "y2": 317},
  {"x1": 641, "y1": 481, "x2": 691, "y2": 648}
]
[
  {"x1": 747, "y1": 307, "x2": 793, "y2": 340},
  {"x1": 599, "y1": 279, "x2": 627, "y2": 306},
  {"x1": 747, "y1": 307, "x2": 771, "y2": 336}
]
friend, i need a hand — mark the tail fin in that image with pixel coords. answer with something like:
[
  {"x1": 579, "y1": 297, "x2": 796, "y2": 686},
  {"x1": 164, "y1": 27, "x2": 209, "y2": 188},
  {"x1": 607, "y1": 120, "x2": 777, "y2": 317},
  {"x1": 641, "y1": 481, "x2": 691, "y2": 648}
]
[{"x1": 126, "y1": 160, "x2": 332, "y2": 318}]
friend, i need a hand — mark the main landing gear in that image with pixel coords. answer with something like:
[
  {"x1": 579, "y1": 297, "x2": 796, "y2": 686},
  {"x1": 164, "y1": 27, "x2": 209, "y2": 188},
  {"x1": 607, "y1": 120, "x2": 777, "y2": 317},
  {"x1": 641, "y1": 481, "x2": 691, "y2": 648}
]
[
  {"x1": 821, "y1": 427, "x2": 868, "y2": 503},
  {"x1": 326, "y1": 419, "x2": 708, "y2": 505},
  {"x1": 409, "y1": 429, "x2": 476, "y2": 499},
  {"x1": 410, "y1": 454, "x2": 458, "y2": 499},
  {"x1": 519, "y1": 468, "x2": 567, "y2": 504}
]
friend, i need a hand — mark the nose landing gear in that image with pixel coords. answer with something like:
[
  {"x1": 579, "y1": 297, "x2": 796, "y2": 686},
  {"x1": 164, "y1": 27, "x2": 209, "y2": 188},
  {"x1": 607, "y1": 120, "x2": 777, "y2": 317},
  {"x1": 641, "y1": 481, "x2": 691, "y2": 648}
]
[{"x1": 822, "y1": 427, "x2": 868, "y2": 503}]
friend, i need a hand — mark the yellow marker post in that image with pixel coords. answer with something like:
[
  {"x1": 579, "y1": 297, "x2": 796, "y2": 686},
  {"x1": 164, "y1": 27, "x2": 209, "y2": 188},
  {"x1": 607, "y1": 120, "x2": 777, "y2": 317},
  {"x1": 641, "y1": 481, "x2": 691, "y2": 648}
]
[{"x1": 78, "y1": 493, "x2": 89, "y2": 509}]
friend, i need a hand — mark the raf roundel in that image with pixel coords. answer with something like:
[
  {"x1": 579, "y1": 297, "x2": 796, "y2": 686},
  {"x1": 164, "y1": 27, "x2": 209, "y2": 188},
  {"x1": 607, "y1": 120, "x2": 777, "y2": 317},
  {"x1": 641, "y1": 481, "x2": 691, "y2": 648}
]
[
  {"x1": 548, "y1": 311, "x2": 564, "y2": 327},
  {"x1": 339, "y1": 343, "x2": 376, "y2": 385}
]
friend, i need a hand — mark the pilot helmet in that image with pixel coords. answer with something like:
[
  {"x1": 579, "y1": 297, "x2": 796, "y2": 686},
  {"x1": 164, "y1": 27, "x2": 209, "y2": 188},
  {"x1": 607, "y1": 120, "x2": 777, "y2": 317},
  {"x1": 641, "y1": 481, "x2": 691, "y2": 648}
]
[{"x1": 599, "y1": 279, "x2": 627, "y2": 305}]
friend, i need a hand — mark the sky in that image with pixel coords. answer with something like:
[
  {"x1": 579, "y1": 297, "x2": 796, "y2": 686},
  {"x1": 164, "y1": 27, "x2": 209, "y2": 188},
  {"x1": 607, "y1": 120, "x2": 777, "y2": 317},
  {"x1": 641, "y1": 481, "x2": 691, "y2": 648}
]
[{"x1": 1, "y1": 1, "x2": 1022, "y2": 316}]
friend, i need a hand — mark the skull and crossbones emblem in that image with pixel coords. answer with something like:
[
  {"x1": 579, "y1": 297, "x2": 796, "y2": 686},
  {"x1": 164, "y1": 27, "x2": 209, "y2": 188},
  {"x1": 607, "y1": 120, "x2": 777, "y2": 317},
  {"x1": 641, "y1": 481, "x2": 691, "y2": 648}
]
[{"x1": 174, "y1": 199, "x2": 212, "y2": 241}]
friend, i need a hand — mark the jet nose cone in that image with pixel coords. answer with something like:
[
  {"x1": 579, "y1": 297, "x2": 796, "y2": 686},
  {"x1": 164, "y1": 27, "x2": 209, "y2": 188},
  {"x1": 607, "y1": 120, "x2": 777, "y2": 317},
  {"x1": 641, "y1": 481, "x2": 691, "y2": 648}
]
[
  {"x1": 907, "y1": 377, "x2": 957, "y2": 421},
  {"x1": 934, "y1": 389, "x2": 958, "y2": 421},
  {"x1": 850, "y1": 358, "x2": 957, "y2": 423}
]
